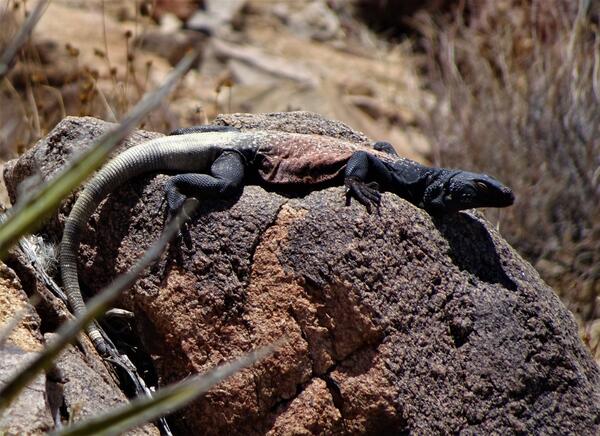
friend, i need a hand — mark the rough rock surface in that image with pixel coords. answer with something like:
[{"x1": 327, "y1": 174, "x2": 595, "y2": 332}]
[
  {"x1": 214, "y1": 111, "x2": 370, "y2": 144},
  {"x1": 0, "y1": 263, "x2": 53, "y2": 435},
  {"x1": 4, "y1": 114, "x2": 600, "y2": 434},
  {"x1": 0, "y1": 244, "x2": 158, "y2": 433},
  {"x1": 0, "y1": 345, "x2": 159, "y2": 435},
  {"x1": 0, "y1": 347, "x2": 54, "y2": 435},
  {"x1": 48, "y1": 337, "x2": 160, "y2": 436},
  {"x1": 0, "y1": 263, "x2": 44, "y2": 352}
]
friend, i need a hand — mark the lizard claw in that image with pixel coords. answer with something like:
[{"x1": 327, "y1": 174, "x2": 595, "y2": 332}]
[
  {"x1": 344, "y1": 176, "x2": 381, "y2": 213},
  {"x1": 164, "y1": 188, "x2": 189, "y2": 239}
]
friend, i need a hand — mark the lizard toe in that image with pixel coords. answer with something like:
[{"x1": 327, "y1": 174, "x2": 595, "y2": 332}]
[{"x1": 344, "y1": 176, "x2": 381, "y2": 214}]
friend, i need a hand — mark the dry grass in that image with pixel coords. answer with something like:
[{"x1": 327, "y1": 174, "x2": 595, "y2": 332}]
[
  {"x1": 0, "y1": 0, "x2": 176, "y2": 159},
  {"x1": 418, "y1": 0, "x2": 600, "y2": 349}
]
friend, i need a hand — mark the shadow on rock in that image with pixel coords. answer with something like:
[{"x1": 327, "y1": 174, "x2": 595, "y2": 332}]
[{"x1": 432, "y1": 212, "x2": 517, "y2": 291}]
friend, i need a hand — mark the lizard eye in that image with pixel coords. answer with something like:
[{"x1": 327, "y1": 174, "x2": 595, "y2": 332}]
[{"x1": 475, "y1": 181, "x2": 489, "y2": 192}]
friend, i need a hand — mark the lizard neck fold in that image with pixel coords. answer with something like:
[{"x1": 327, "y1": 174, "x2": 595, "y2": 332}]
[
  {"x1": 422, "y1": 169, "x2": 461, "y2": 213},
  {"x1": 384, "y1": 160, "x2": 437, "y2": 207}
]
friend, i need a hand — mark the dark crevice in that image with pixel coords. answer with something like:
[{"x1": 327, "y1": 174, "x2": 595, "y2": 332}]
[
  {"x1": 45, "y1": 365, "x2": 67, "y2": 428},
  {"x1": 245, "y1": 198, "x2": 290, "y2": 287},
  {"x1": 267, "y1": 379, "x2": 310, "y2": 414},
  {"x1": 321, "y1": 373, "x2": 345, "y2": 415},
  {"x1": 319, "y1": 369, "x2": 350, "y2": 434},
  {"x1": 449, "y1": 322, "x2": 471, "y2": 348},
  {"x1": 100, "y1": 318, "x2": 159, "y2": 398}
]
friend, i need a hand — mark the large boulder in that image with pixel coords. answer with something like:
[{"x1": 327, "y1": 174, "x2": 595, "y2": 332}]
[{"x1": 4, "y1": 113, "x2": 599, "y2": 434}]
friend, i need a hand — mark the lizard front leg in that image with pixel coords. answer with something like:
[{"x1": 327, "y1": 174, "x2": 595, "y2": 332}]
[
  {"x1": 344, "y1": 150, "x2": 431, "y2": 213},
  {"x1": 372, "y1": 141, "x2": 398, "y2": 156},
  {"x1": 165, "y1": 150, "x2": 246, "y2": 218},
  {"x1": 344, "y1": 151, "x2": 392, "y2": 213}
]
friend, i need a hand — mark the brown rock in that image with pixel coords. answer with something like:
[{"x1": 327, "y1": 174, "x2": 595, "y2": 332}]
[
  {"x1": 2, "y1": 116, "x2": 162, "y2": 237},
  {"x1": 4, "y1": 113, "x2": 600, "y2": 434},
  {"x1": 0, "y1": 262, "x2": 52, "y2": 435},
  {"x1": 267, "y1": 379, "x2": 342, "y2": 435},
  {"x1": 48, "y1": 338, "x2": 159, "y2": 435},
  {"x1": 0, "y1": 347, "x2": 54, "y2": 435},
  {"x1": 214, "y1": 110, "x2": 370, "y2": 144},
  {"x1": 0, "y1": 262, "x2": 43, "y2": 352},
  {"x1": 0, "y1": 266, "x2": 159, "y2": 434},
  {"x1": 0, "y1": 204, "x2": 159, "y2": 434}
]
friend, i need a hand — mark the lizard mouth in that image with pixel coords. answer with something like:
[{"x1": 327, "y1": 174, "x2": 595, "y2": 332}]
[{"x1": 489, "y1": 186, "x2": 515, "y2": 208}]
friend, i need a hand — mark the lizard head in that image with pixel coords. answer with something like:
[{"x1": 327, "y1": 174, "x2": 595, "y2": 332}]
[{"x1": 423, "y1": 170, "x2": 514, "y2": 213}]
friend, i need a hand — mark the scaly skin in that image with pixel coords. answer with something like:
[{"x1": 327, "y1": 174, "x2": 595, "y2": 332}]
[{"x1": 60, "y1": 127, "x2": 514, "y2": 356}]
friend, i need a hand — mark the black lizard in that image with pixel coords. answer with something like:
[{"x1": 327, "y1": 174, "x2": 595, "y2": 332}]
[{"x1": 60, "y1": 124, "x2": 514, "y2": 355}]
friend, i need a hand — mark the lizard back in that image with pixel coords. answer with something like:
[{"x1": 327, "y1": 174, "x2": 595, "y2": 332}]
[{"x1": 254, "y1": 131, "x2": 394, "y2": 185}]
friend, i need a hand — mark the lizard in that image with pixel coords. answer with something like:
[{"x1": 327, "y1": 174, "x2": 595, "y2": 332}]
[{"x1": 59, "y1": 124, "x2": 514, "y2": 355}]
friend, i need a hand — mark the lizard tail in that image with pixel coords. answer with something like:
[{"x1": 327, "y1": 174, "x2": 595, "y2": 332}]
[
  {"x1": 60, "y1": 194, "x2": 112, "y2": 355},
  {"x1": 59, "y1": 143, "x2": 166, "y2": 356},
  {"x1": 59, "y1": 136, "x2": 218, "y2": 356}
]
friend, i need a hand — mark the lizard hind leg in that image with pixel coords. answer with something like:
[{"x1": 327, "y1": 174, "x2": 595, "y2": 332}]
[{"x1": 164, "y1": 150, "x2": 246, "y2": 219}]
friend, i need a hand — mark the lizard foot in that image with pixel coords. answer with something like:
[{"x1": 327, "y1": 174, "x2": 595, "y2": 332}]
[
  {"x1": 345, "y1": 176, "x2": 381, "y2": 213},
  {"x1": 372, "y1": 141, "x2": 398, "y2": 156},
  {"x1": 165, "y1": 179, "x2": 188, "y2": 221},
  {"x1": 166, "y1": 195, "x2": 186, "y2": 221}
]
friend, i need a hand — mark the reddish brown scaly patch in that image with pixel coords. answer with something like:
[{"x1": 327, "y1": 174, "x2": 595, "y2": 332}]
[{"x1": 258, "y1": 133, "x2": 390, "y2": 185}]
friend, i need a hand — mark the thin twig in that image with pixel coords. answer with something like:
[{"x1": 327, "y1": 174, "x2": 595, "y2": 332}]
[{"x1": 0, "y1": 0, "x2": 49, "y2": 80}]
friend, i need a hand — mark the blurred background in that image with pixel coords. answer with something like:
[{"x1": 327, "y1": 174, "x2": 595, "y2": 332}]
[{"x1": 0, "y1": 0, "x2": 598, "y2": 362}]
